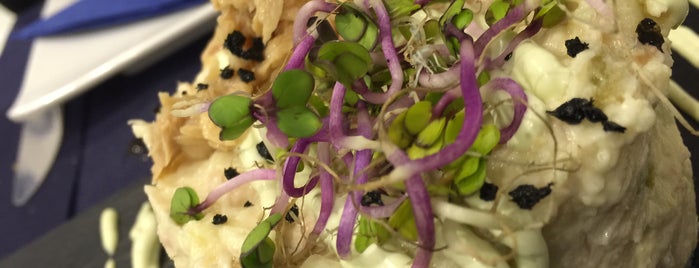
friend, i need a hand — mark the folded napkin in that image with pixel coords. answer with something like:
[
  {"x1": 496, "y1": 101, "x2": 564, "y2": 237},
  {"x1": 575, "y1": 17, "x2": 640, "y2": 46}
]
[{"x1": 12, "y1": 0, "x2": 206, "y2": 39}]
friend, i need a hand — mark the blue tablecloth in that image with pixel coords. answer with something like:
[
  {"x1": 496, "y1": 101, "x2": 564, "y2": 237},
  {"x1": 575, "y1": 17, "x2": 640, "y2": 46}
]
[
  {"x1": 0, "y1": 0, "x2": 211, "y2": 257},
  {"x1": 0, "y1": 0, "x2": 697, "y2": 262}
]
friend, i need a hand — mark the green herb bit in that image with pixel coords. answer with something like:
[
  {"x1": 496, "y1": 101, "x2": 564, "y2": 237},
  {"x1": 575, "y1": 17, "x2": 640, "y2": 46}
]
[
  {"x1": 486, "y1": 0, "x2": 511, "y2": 25},
  {"x1": 541, "y1": 4, "x2": 566, "y2": 27},
  {"x1": 169, "y1": 187, "x2": 204, "y2": 225},
  {"x1": 240, "y1": 213, "x2": 283, "y2": 268},
  {"x1": 439, "y1": 0, "x2": 466, "y2": 26},
  {"x1": 355, "y1": 217, "x2": 390, "y2": 253},
  {"x1": 276, "y1": 106, "x2": 322, "y2": 138},
  {"x1": 404, "y1": 101, "x2": 433, "y2": 135},
  {"x1": 312, "y1": 41, "x2": 372, "y2": 88},
  {"x1": 451, "y1": 9, "x2": 474, "y2": 30},
  {"x1": 335, "y1": 3, "x2": 378, "y2": 50},
  {"x1": 388, "y1": 200, "x2": 418, "y2": 241},
  {"x1": 455, "y1": 159, "x2": 488, "y2": 195},
  {"x1": 384, "y1": 0, "x2": 421, "y2": 18},
  {"x1": 477, "y1": 71, "x2": 491, "y2": 87},
  {"x1": 272, "y1": 69, "x2": 315, "y2": 109},
  {"x1": 209, "y1": 94, "x2": 255, "y2": 140}
]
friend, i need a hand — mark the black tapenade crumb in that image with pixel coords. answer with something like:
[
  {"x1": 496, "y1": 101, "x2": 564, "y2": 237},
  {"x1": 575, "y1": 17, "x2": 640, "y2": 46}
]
[
  {"x1": 224, "y1": 30, "x2": 265, "y2": 61},
  {"x1": 360, "y1": 191, "x2": 384, "y2": 206},
  {"x1": 238, "y1": 68, "x2": 255, "y2": 83},
  {"x1": 286, "y1": 204, "x2": 299, "y2": 223},
  {"x1": 196, "y1": 83, "x2": 209, "y2": 91},
  {"x1": 504, "y1": 52, "x2": 513, "y2": 61},
  {"x1": 565, "y1": 37, "x2": 589, "y2": 58},
  {"x1": 224, "y1": 31, "x2": 246, "y2": 56},
  {"x1": 548, "y1": 98, "x2": 626, "y2": 133},
  {"x1": 244, "y1": 201, "x2": 253, "y2": 207},
  {"x1": 479, "y1": 182, "x2": 499, "y2": 201},
  {"x1": 224, "y1": 167, "x2": 239, "y2": 180},
  {"x1": 212, "y1": 214, "x2": 228, "y2": 225},
  {"x1": 241, "y1": 37, "x2": 265, "y2": 61},
  {"x1": 220, "y1": 66, "x2": 234, "y2": 79},
  {"x1": 256, "y1": 141, "x2": 274, "y2": 162},
  {"x1": 508, "y1": 183, "x2": 553, "y2": 209},
  {"x1": 547, "y1": 98, "x2": 591, "y2": 124},
  {"x1": 602, "y1": 121, "x2": 627, "y2": 133},
  {"x1": 636, "y1": 18, "x2": 664, "y2": 52}
]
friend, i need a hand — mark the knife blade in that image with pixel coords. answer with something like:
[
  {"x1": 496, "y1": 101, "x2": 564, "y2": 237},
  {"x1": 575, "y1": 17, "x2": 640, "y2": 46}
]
[{"x1": 12, "y1": 106, "x2": 63, "y2": 206}]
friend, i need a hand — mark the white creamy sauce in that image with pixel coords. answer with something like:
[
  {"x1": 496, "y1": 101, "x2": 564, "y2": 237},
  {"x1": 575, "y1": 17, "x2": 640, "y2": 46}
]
[
  {"x1": 129, "y1": 202, "x2": 161, "y2": 268},
  {"x1": 100, "y1": 207, "x2": 118, "y2": 268}
]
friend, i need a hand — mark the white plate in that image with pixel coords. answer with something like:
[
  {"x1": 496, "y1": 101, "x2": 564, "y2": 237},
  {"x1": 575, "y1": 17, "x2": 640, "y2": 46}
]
[{"x1": 5, "y1": 0, "x2": 217, "y2": 122}]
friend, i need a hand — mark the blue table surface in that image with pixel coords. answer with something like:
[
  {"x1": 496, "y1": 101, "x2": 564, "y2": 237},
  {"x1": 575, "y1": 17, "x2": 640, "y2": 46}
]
[{"x1": 0, "y1": 0, "x2": 698, "y2": 262}]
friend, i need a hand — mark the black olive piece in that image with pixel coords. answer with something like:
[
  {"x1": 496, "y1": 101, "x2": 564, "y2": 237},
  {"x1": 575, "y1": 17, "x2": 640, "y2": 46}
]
[
  {"x1": 238, "y1": 68, "x2": 256, "y2": 83},
  {"x1": 212, "y1": 214, "x2": 228, "y2": 225},
  {"x1": 224, "y1": 30, "x2": 246, "y2": 56},
  {"x1": 244, "y1": 201, "x2": 253, "y2": 207},
  {"x1": 636, "y1": 18, "x2": 664, "y2": 52},
  {"x1": 241, "y1": 37, "x2": 266, "y2": 62},
  {"x1": 582, "y1": 106, "x2": 608, "y2": 123},
  {"x1": 602, "y1": 120, "x2": 626, "y2": 133},
  {"x1": 256, "y1": 141, "x2": 274, "y2": 162},
  {"x1": 224, "y1": 167, "x2": 239, "y2": 180},
  {"x1": 547, "y1": 98, "x2": 592, "y2": 124},
  {"x1": 196, "y1": 83, "x2": 209, "y2": 91},
  {"x1": 479, "y1": 182, "x2": 499, "y2": 201},
  {"x1": 508, "y1": 183, "x2": 553, "y2": 209},
  {"x1": 504, "y1": 52, "x2": 513, "y2": 61},
  {"x1": 286, "y1": 204, "x2": 299, "y2": 223},
  {"x1": 128, "y1": 138, "x2": 148, "y2": 156},
  {"x1": 220, "y1": 66, "x2": 234, "y2": 79},
  {"x1": 564, "y1": 37, "x2": 589, "y2": 58},
  {"x1": 360, "y1": 191, "x2": 384, "y2": 206}
]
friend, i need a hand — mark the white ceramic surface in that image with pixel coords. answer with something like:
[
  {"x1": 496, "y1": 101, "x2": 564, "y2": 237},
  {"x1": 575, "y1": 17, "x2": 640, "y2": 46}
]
[{"x1": 6, "y1": 0, "x2": 217, "y2": 122}]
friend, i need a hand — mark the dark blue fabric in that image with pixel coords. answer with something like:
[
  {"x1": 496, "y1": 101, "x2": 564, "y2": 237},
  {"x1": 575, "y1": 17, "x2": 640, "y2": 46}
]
[
  {"x1": 12, "y1": 0, "x2": 206, "y2": 39},
  {"x1": 0, "y1": 0, "x2": 211, "y2": 257}
]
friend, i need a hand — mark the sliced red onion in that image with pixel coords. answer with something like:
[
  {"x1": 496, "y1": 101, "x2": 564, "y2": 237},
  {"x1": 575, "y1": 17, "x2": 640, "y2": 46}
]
[
  {"x1": 292, "y1": 0, "x2": 337, "y2": 44},
  {"x1": 405, "y1": 174, "x2": 435, "y2": 268},
  {"x1": 483, "y1": 78, "x2": 527, "y2": 143},
  {"x1": 194, "y1": 169, "x2": 277, "y2": 212},
  {"x1": 311, "y1": 142, "x2": 335, "y2": 236}
]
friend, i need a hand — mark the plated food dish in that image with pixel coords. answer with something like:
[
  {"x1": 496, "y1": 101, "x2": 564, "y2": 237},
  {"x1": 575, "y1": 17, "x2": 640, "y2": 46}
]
[{"x1": 130, "y1": 0, "x2": 698, "y2": 267}]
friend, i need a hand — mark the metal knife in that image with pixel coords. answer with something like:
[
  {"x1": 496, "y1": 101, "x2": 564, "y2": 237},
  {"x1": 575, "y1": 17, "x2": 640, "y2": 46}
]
[{"x1": 12, "y1": 106, "x2": 63, "y2": 206}]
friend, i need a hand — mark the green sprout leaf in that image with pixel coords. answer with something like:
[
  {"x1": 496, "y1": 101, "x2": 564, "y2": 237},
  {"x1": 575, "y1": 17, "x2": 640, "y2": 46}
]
[
  {"x1": 455, "y1": 159, "x2": 488, "y2": 195},
  {"x1": 451, "y1": 9, "x2": 474, "y2": 30},
  {"x1": 209, "y1": 94, "x2": 252, "y2": 127},
  {"x1": 384, "y1": 0, "x2": 420, "y2": 18},
  {"x1": 272, "y1": 69, "x2": 315, "y2": 109},
  {"x1": 470, "y1": 124, "x2": 501, "y2": 155},
  {"x1": 486, "y1": 0, "x2": 511, "y2": 25},
  {"x1": 404, "y1": 101, "x2": 433, "y2": 135},
  {"x1": 336, "y1": 5, "x2": 369, "y2": 42},
  {"x1": 209, "y1": 94, "x2": 255, "y2": 140},
  {"x1": 277, "y1": 106, "x2": 322, "y2": 138},
  {"x1": 388, "y1": 200, "x2": 418, "y2": 241},
  {"x1": 169, "y1": 187, "x2": 203, "y2": 225},
  {"x1": 313, "y1": 41, "x2": 372, "y2": 88},
  {"x1": 240, "y1": 213, "x2": 283, "y2": 268},
  {"x1": 439, "y1": 0, "x2": 466, "y2": 26},
  {"x1": 388, "y1": 112, "x2": 413, "y2": 149}
]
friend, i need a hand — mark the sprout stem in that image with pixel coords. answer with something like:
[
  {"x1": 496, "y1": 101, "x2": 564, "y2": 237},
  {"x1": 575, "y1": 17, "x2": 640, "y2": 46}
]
[{"x1": 193, "y1": 169, "x2": 277, "y2": 212}]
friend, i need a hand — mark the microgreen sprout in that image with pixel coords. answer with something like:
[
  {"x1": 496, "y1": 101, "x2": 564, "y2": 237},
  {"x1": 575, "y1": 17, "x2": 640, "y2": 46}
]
[{"x1": 167, "y1": 0, "x2": 574, "y2": 266}]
